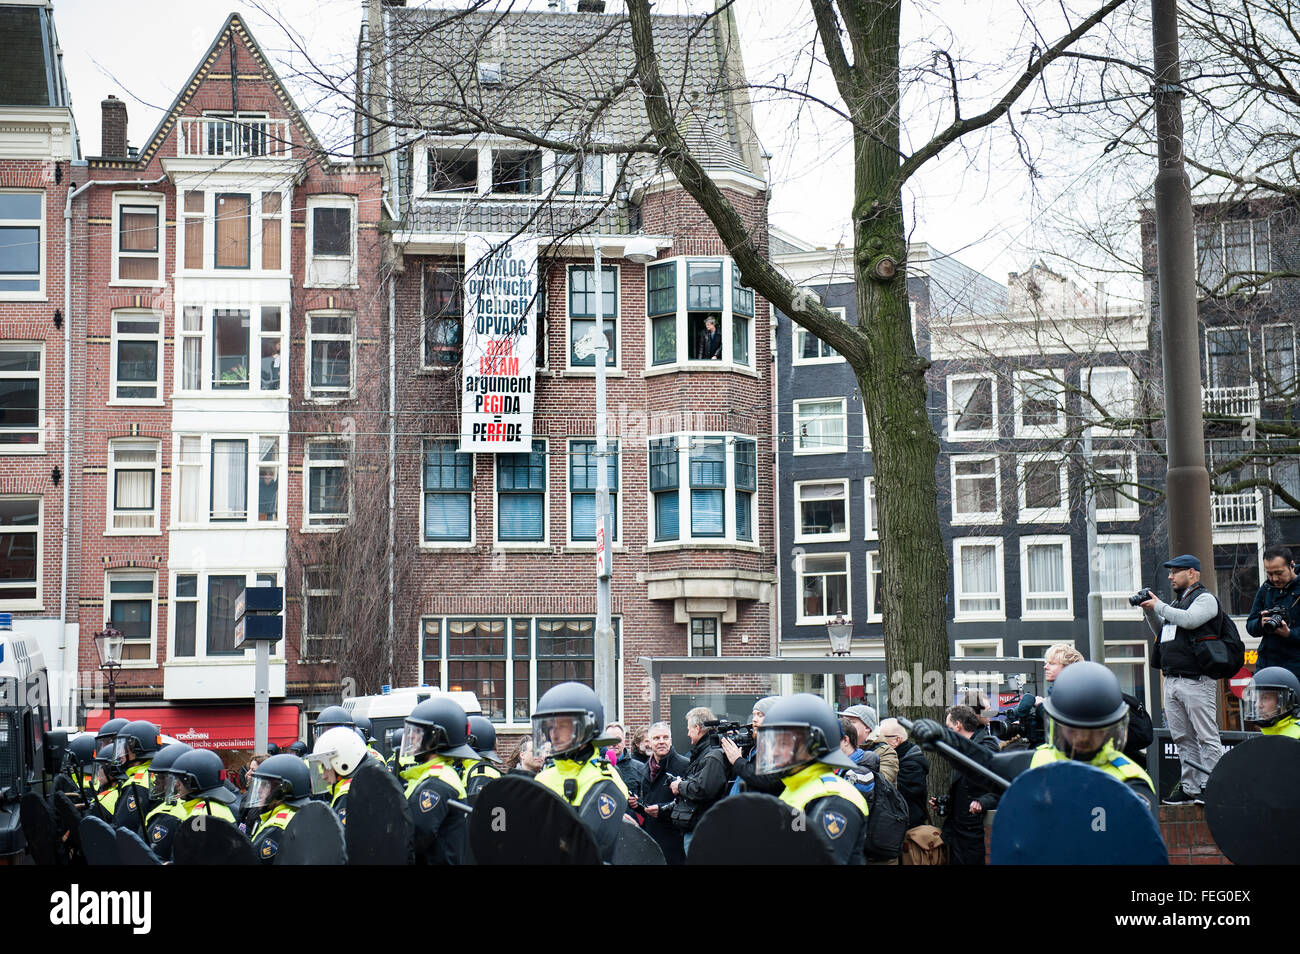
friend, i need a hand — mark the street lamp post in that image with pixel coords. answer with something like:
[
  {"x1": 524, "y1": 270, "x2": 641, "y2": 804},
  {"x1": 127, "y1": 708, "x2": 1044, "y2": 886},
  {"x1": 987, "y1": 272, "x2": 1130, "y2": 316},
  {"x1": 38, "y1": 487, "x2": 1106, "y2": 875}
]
[{"x1": 93, "y1": 621, "x2": 125, "y2": 719}]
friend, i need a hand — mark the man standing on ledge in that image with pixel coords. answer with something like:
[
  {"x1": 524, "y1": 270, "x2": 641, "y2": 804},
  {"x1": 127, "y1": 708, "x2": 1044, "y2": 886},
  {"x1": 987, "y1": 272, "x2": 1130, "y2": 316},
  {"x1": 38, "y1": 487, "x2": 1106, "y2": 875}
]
[{"x1": 1140, "y1": 554, "x2": 1224, "y2": 804}]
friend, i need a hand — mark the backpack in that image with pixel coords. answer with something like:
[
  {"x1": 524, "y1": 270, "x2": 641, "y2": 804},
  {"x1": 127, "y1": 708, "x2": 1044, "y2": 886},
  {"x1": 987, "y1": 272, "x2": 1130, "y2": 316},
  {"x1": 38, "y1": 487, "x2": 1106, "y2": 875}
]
[
  {"x1": 900, "y1": 824, "x2": 948, "y2": 865},
  {"x1": 1191, "y1": 601, "x2": 1246, "y2": 679},
  {"x1": 1120, "y1": 692, "x2": 1153, "y2": 758},
  {"x1": 862, "y1": 767, "x2": 909, "y2": 861}
]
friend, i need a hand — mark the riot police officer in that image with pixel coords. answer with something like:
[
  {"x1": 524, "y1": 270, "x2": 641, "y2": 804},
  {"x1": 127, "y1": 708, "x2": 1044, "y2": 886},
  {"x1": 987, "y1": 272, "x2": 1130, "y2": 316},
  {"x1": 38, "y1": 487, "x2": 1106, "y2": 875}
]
[
  {"x1": 140, "y1": 742, "x2": 192, "y2": 860},
  {"x1": 531, "y1": 682, "x2": 629, "y2": 861},
  {"x1": 312, "y1": 705, "x2": 355, "y2": 742},
  {"x1": 911, "y1": 662, "x2": 1157, "y2": 813},
  {"x1": 352, "y1": 714, "x2": 387, "y2": 766},
  {"x1": 61, "y1": 734, "x2": 99, "y2": 800},
  {"x1": 1243, "y1": 667, "x2": 1300, "y2": 738},
  {"x1": 754, "y1": 693, "x2": 869, "y2": 864},
  {"x1": 170, "y1": 748, "x2": 238, "y2": 825},
  {"x1": 310, "y1": 725, "x2": 369, "y2": 824},
  {"x1": 109, "y1": 720, "x2": 164, "y2": 833},
  {"x1": 86, "y1": 718, "x2": 129, "y2": 821},
  {"x1": 460, "y1": 715, "x2": 503, "y2": 800},
  {"x1": 399, "y1": 696, "x2": 476, "y2": 864},
  {"x1": 245, "y1": 753, "x2": 313, "y2": 863}
]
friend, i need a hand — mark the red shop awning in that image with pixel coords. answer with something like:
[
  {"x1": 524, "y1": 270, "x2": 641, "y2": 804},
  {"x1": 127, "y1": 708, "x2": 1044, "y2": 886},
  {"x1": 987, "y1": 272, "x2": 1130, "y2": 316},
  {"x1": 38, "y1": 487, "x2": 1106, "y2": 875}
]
[{"x1": 85, "y1": 704, "x2": 301, "y2": 751}]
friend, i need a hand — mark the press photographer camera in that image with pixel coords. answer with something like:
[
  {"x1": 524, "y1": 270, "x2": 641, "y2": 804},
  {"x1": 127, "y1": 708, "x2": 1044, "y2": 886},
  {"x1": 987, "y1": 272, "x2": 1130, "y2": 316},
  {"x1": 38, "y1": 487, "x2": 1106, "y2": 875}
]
[
  {"x1": 1129, "y1": 587, "x2": 1155, "y2": 607},
  {"x1": 704, "y1": 718, "x2": 754, "y2": 748},
  {"x1": 930, "y1": 794, "x2": 950, "y2": 817},
  {"x1": 1261, "y1": 609, "x2": 1290, "y2": 635}
]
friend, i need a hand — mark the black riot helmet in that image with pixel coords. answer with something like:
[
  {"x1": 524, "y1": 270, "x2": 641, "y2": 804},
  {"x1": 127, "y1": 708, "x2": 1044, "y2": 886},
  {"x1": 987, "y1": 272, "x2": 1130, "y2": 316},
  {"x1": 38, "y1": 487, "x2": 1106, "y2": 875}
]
[
  {"x1": 147, "y1": 742, "x2": 193, "y2": 800},
  {"x1": 400, "y1": 697, "x2": 478, "y2": 762},
  {"x1": 1042, "y1": 661, "x2": 1129, "y2": 761},
  {"x1": 755, "y1": 694, "x2": 859, "y2": 776},
  {"x1": 246, "y1": 753, "x2": 313, "y2": 811},
  {"x1": 467, "y1": 715, "x2": 501, "y2": 763},
  {"x1": 288, "y1": 740, "x2": 308, "y2": 758},
  {"x1": 352, "y1": 715, "x2": 374, "y2": 743},
  {"x1": 170, "y1": 749, "x2": 236, "y2": 804},
  {"x1": 266, "y1": 742, "x2": 280, "y2": 756},
  {"x1": 312, "y1": 706, "x2": 355, "y2": 742},
  {"x1": 95, "y1": 717, "x2": 129, "y2": 747},
  {"x1": 1243, "y1": 667, "x2": 1300, "y2": 727},
  {"x1": 531, "y1": 682, "x2": 603, "y2": 761},
  {"x1": 68, "y1": 734, "x2": 98, "y2": 771},
  {"x1": 110, "y1": 720, "x2": 163, "y2": 766}
]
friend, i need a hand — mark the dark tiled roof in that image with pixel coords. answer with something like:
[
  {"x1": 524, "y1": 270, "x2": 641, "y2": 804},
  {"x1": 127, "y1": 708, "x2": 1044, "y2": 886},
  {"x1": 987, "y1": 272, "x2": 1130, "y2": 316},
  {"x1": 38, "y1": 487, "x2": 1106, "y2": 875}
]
[
  {"x1": 385, "y1": 8, "x2": 744, "y2": 172},
  {"x1": 0, "y1": 6, "x2": 53, "y2": 106}
]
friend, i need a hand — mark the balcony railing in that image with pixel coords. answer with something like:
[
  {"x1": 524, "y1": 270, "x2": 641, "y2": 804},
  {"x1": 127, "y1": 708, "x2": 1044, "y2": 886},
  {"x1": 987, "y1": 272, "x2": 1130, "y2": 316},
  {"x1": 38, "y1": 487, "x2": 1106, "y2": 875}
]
[
  {"x1": 1202, "y1": 384, "x2": 1259, "y2": 419},
  {"x1": 1211, "y1": 489, "x2": 1262, "y2": 527},
  {"x1": 177, "y1": 117, "x2": 292, "y2": 159}
]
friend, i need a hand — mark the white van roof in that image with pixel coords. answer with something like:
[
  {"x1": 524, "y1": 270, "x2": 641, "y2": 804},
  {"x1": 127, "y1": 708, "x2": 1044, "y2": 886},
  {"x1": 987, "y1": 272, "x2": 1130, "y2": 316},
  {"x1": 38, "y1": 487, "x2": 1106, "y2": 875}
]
[
  {"x1": 343, "y1": 687, "x2": 481, "y2": 720},
  {"x1": 0, "y1": 631, "x2": 46, "y2": 683}
]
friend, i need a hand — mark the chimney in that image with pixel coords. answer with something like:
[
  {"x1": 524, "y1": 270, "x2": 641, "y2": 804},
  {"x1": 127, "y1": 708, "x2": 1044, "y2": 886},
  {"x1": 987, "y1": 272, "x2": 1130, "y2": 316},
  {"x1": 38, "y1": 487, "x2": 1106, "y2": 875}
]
[
  {"x1": 576, "y1": 0, "x2": 606, "y2": 11},
  {"x1": 101, "y1": 95, "x2": 128, "y2": 157}
]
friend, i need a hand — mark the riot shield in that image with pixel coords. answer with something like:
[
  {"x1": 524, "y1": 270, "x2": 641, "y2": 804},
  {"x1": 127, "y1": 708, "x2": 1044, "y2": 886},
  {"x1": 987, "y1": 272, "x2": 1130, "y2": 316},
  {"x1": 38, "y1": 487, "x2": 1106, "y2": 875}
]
[
  {"x1": 687, "y1": 793, "x2": 835, "y2": 865},
  {"x1": 20, "y1": 792, "x2": 61, "y2": 866},
  {"x1": 171, "y1": 815, "x2": 258, "y2": 866},
  {"x1": 611, "y1": 815, "x2": 666, "y2": 865},
  {"x1": 79, "y1": 816, "x2": 122, "y2": 866},
  {"x1": 115, "y1": 827, "x2": 162, "y2": 866},
  {"x1": 345, "y1": 762, "x2": 414, "y2": 865},
  {"x1": 469, "y1": 775, "x2": 600, "y2": 865},
  {"x1": 52, "y1": 792, "x2": 85, "y2": 861},
  {"x1": 1204, "y1": 734, "x2": 1300, "y2": 865},
  {"x1": 276, "y1": 800, "x2": 347, "y2": 865},
  {"x1": 989, "y1": 760, "x2": 1167, "y2": 864}
]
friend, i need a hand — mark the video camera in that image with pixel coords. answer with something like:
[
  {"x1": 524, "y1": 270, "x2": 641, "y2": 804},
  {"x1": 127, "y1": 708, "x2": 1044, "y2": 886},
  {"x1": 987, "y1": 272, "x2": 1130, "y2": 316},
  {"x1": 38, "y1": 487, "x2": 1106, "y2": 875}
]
[{"x1": 704, "y1": 719, "x2": 754, "y2": 748}]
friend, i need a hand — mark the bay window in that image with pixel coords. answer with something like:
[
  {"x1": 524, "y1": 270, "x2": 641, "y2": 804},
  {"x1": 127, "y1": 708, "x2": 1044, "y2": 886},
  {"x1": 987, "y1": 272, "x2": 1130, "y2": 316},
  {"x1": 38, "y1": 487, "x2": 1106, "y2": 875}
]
[
  {"x1": 175, "y1": 304, "x2": 286, "y2": 394},
  {"x1": 174, "y1": 433, "x2": 286, "y2": 527},
  {"x1": 643, "y1": 257, "x2": 754, "y2": 369},
  {"x1": 648, "y1": 433, "x2": 757, "y2": 546}
]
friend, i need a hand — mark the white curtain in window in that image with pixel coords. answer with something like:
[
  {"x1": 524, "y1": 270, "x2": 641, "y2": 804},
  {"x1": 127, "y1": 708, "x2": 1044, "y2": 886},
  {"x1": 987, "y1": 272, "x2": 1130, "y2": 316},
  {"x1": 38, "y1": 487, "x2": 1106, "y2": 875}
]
[
  {"x1": 1100, "y1": 543, "x2": 1133, "y2": 592},
  {"x1": 1026, "y1": 543, "x2": 1064, "y2": 594},
  {"x1": 178, "y1": 437, "x2": 201, "y2": 523},
  {"x1": 961, "y1": 545, "x2": 997, "y2": 594},
  {"x1": 211, "y1": 441, "x2": 247, "y2": 517}
]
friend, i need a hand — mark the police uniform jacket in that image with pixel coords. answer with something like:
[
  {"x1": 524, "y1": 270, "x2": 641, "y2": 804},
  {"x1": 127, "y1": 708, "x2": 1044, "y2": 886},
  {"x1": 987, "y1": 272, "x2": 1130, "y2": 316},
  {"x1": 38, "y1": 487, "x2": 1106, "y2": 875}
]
[
  {"x1": 536, "y1": 749, "x2": 629, "y2": 862},
  {"x1": 780, "y1": 762, "x2": 869, "y2": 865},
  {"x1": 111, "y1": 761, "x2": 156, "y2": 833},
  {"x1": 1261, "y1": 715, "x2": 1300, "y2": 739},
  {"x1": 1030, "y1": 740, "x2": 1157, "y2": 813},
  {"x1": 400, "y1": 756, "x2": 467, "y2": 865},
  {"x1": 250, "y1": 801, "x2": 302, "y2": 864}
]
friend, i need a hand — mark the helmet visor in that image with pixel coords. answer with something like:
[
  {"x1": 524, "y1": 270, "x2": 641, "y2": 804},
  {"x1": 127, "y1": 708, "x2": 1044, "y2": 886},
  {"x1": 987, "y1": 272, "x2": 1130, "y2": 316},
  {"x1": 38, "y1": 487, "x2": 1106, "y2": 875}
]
[
  {"x1": 1050, "y1": 713, "x2": 1127, "y2": 761},
  {"x1": 531, "y1": 713, "x2": 596, "y2": 759},
  {"x1": 400, "y1": 721, "x2": 448, "y2": 761},
  {"x1": 1243, "y1": 684, "x2": 1295, "y2": 726},
  {"x1": 304, "y1": 754, "x2": 334, "y2": 796},
  {"x1": 245, "y1": 775, "x2": 283, "y2": 813},
  {"x1": 107, "y1": 736, "x2": 134, "y2": 766},
  {"x1": 755, "y1": 726, "x2": 817, "y2": 776},
  {"x1": 164, "y1": 773, "x2": 187, "y2": 802},
  {"x1": 148, "y1": 769, "x2": 172, "y2": 800}
]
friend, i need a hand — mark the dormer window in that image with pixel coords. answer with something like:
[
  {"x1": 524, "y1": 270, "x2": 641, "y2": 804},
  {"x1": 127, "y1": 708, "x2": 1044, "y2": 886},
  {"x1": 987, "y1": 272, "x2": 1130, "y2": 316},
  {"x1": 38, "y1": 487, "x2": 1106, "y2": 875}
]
[
  {"x1": 429, "y1": 148, "x2": 479, "y2": 193},
  {"x1": 558, "y1": 154, "x2": 603, "y2": 196},
  {"x1": 492, "y1": 149, "x2": 542, "y2": 195}
]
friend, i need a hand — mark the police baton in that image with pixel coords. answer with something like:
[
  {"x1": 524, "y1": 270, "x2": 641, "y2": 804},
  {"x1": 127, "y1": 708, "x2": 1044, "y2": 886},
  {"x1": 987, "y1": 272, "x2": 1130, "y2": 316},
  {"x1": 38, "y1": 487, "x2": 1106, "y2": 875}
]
[
  {"x1": 449, "y1": 799, "x2": 474, "y2": 814},
  {"x1": 896, "y1": 717, "x2": 1010, "y2": 792}
]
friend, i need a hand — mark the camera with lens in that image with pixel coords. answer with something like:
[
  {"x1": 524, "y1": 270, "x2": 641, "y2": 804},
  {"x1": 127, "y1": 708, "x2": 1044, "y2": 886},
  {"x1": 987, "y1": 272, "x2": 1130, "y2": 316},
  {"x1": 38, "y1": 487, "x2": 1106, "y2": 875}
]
[
  {"x1": 1128, "y1": 587, "x2": 1155, "y2": 607},
  {"x1": 932, "y1": 794, "x2": 951, "y2": 818},
  {"x1": 1261, "y1": 609, "x2": 1289, "y2": 634},
  {"x1": 705, "y1": 718, "x2": 755, "y2": 748}
]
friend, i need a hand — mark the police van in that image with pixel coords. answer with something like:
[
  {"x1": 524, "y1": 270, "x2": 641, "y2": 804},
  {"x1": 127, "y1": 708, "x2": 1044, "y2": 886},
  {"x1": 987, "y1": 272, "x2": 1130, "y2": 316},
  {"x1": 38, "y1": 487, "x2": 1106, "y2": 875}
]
[
  {"x1": 0, "y1": 615, "x2": 67, "y2": 862},
  {"x1": 343, "y1": 687, "x2": 481, "y2": 761}
]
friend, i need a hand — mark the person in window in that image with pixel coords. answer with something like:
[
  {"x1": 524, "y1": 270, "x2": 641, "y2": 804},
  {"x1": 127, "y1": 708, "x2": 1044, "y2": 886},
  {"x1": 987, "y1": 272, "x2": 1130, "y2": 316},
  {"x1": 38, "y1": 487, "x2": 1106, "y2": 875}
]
[
  {"x1": 258, "y1": 470, "x2": 278, "y2": 521},
  {"x1": 695, "y1": 315, "x2": 722, "y2": 360},
  {"x1": 261, "y1": 339, "x2": 281, "y2": 390}
]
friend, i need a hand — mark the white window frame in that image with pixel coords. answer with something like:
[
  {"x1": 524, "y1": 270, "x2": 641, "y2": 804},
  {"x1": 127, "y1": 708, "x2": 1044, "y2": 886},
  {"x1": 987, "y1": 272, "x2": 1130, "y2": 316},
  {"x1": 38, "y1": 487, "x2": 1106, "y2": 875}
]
[
  {"x1": 688, "y1": 616, "x2": 722, "y2": 658},
  {"x1": 168, "y1": 569, "x2": 285, "y2": 662},
  {"x1": 172, "y1": 433, "x2": 286, "y2": 529},
  {"x1": 305, "y1": 311, "x2": 356, "y2": 401},
  {"x1": 0, "y1": 495, "x2": 41, "y2": 609},
  {"x1": 1019, "y1": 535, "x2": 1074, "y2": 620},
  {"x1": 105, "y1": 570, "x2": 157, "y2": 666},
  {"x1": 110, "y1": 192, "x2": 164, "y2": 287},
  {"x1": 642, "y1": 257, "x2": 755, "y2": 373},
  {"x1": 1094, "y1": 450, "x2": 1140, "y2": 522},
  {"x1": 0, "y1": 342, "x2": 44, "y2": 453},
  {"x1": 565, "y1": 263, "x2": 620, "y2": 373},
  {"x1": 866, "y1": 549, "x2": 882, "y2": 623},
  {"x1": 1017, "y1": 453, "x2": 1069, "y2": 523},
  {"x1": 107, "y1": 438, "x2": 161, "y2": 535},
  {"x1": 494, "y1": 437, "x2": 550, "y2": 547},
  {"x1": 109, "y1": 310, "x2": 164, "y2": 405},
  {"x1": 1013, "y1": 369, "x2": 1065, "y2": 438},
  {"x1": 792, "y1": 306, "x2": 846, "y2": 365},
  {"x1": 1019, "y1": 639, "x2": 1073, "y2": 660},
  {"x1": 302, "y1": 567, "x2": 344, "y2": 662},
  {"x1": 1261, "y1": 323, "x2": 1297, "y2": 403},
  {"x1": 303, "y1": 436, "x2": 353, "y2": 531},
  {"x1": 643, "y1": 432, "x2": 760, "y2": 549},
  {"x1": 1102, "y1": 639, "x2": 1150, "y2": 707},
  {"x1": 566, "y1": 437, "x2": 622, "y2": 547},
  {"x1": 1084, "y1": 366, "x2": 1137, "y2": 436},
  {"x1": 1096, "y1": 533, "x2": 1143, "y2": 620},
  {"x1": 860, "y1": 408, "x2": 872, "y2": 453},
  {"x1": 1272, "y1": 457, "x2": 1299, "y2": 513},
  {"x1": 955, "y1": 638, "x2": 1005, "y2": 658},
  {"x1": 305, "y1": 195, "x2": 358, "y2": 288},
  {"x1": 795, "y1": 551, "x2": 851, "y2": 625},
  {"x1": 793, "y1": 478, "x2": 850, "y2": 543},
  {"x1": 953, "y1": 536, "x2": 1005, "y2": 621},
  {"x1": 0, "y1": 190, "x2": 44, "y2": 300},
  {"x1": 794, "y1": 397, "x2": 848, "y2": 455},
  {"x1": 864, "y1": 476, "x2": 878, "y2": 540},
  {"x1": 951, "y1": 453, "x2": 1002, "y2": 525},
  {"x1": 421, "y1": 438, "x2": 476, "y2": 548},
  {"x1": 947, "y1": 373, "x2": 998, "y2": 442},
  {"x1": 173, "y1": 303, "x2": 288, "y2": 396}
]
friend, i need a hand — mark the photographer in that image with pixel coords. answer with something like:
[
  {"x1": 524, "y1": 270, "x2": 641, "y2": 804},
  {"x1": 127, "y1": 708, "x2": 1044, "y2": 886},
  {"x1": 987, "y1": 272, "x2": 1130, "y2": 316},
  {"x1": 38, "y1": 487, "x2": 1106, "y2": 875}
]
[
  {"x1": 720, "y1": 696, "x2": 783, "y2": 795},
  {"x1": 670, "y1": 707, "x2": 728, "y2": 852},
  {"x1": 930, "y1": 705, "x2": 999, "y2": 865},
  {"x1": 1248, "y1": 547, "x2": 1300, "y2": 683}
]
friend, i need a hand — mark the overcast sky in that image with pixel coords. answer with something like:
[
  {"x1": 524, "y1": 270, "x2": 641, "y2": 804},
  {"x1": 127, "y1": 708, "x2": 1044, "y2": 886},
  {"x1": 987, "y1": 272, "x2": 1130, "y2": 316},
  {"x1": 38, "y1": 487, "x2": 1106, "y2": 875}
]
[{"x1": 52, "y1": 0, "x2": 1143, "y2": 295}]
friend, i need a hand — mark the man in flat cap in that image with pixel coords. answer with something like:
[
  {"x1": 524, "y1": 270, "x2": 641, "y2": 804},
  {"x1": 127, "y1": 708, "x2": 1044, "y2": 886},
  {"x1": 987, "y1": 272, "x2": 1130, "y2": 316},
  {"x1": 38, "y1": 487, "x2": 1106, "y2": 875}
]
[{"x1": 1139, "y1": 554, "x2": 1224, "y2": 804}]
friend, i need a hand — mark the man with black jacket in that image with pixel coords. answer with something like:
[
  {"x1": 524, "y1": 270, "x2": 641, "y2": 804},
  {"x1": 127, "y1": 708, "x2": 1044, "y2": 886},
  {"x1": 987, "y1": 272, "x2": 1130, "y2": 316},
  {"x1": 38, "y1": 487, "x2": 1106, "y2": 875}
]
[
  {"x1": 641, "y1": 722, "x2": 689, "y2": 865},
  {"x1": 720, "y1": 696, "x2": 783, "y2": 795},
  {"x1": 880, "y1": 718, "x2": 929, "y2": 829},
  {"x1": 932, "y1": 705, "x2": 998, "y2": 865},
  {"x1": 1140, "y1": 553, "x2": 1223, "y2": 805},
  {"x1": 1249, "y1": 547, "x2": 1300, "y2": 682},
  {"x1": 670, "y1": 707, "x2": 728, "y2": 852}
]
